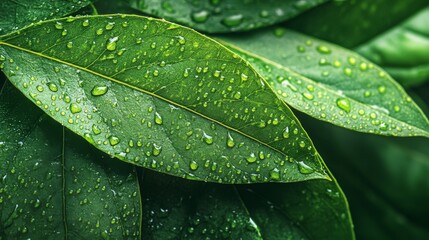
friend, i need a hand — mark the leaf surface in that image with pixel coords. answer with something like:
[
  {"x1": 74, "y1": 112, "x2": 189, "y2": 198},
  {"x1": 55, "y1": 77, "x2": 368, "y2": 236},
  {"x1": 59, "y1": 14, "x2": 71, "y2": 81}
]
[
  {"x1": 140, "y1": 170, "x2": 262, "y2": 239},
  {"x1": 285, "y1": 0, "x2": 429, "y2": 48},
  {"x1": 129, "y1": 0, "x2": 327, "y2": 33},
  {"x1": 0, "y1": 15, "x2": 328, "y2": 183},
  {"x1": 220, "y1": 28, "x2": 429, "y2": 137},
  {"x1": 0, "y1": 83, "x2": 141, "y2": 239},
  {"x1": 0, "y1": 0, "x2": 92, "y2": 35},
  {"x1": 356, "y1": 6, "x2": 429, "y2": 87}
]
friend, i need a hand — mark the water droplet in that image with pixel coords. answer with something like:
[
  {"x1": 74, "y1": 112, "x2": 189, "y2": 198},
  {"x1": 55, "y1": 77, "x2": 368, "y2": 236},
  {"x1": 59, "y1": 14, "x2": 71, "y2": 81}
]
[
  {"x1": 92, "y1": 124, "x2": 101, "y2": 135},
  {"x1": 393, "y1": 105, "x2": 401, "y2": 112},
  {"x1": 154, "y1": 112, "x2": 163, "y2": 125},
  {"x1": 377, "y1": 85, "x2": 386, "y2": 94},
  {"x1": 96, "y1": 28, "x2": 103, "y2": 35},
  {"x1": 270, "y1": 168, "x2": 280, "y2": 180},
  {"x1": 82, "y1": 20, "x2": 89, "y2": 27},
  {"x1": 259, "y1": 10, "x2": 269, "y2": 18},
  {"x1": 241, "y1": 73, "x2": 248, "y2": 81},
  {"x1": 316, "y1": 45, "x2": 331, "y2": 54},
  {"x1": 303, "y1": 92, "x2": 314, "y2": 100},
  {"x1": 283, "y1": 127, "x2": 290, "y2": 138},
  {"x1": 343, "y1": 67, "x2": 352, "y2": 76},
  {"x1": 47, "y1": 82, "x2": 58, "y2": 92},
  {"x1": 66, "y1": 41, "x2": 73, "y2": 49},
  {"x1": 70, "y1": 103, "x2": 82, "y2": 114},
  {"x1": 109, "y1": 136, "x2": 120, "y2": 146},
  {"x1": 55, "y1": 22, "x2": 63, "y2": 29},
  {"x1": 359, "y1": 62, "x2": 368, "y2": 71},
  {"x1": 105, "y1": 22, "x2": 115, "y2": 30},
  {"x1": 233, "y1": 91, "x2": 241, "y2": 99},
  {"x1": 336, "y1": 98, "x2": 351, "y2": 113},
  {"x1": 226, "y1": 132, "x2": 235, "y2": 148},
  {"x1": 190, "y1": 161, "x2": 199, "y2": 170},
  {"x1": 273, "y1": 28, "x2": 286, "y2": 37},
  {"x1": 91, "y1": 86, "x2": 108, "y2": 96},
  {"x1": 297, "y1": 161, "x2": 314, "y2": 174},
  {"x1": 348, "y1": 57, "x2": 356, "y2": 65},
  {"x1": 203, "y1": 132, "x2": 213, "y2": 145},
  {"x1": 191, "y1": 10, "x2": 209, "y2": 23},
  {"x1": 299, "y1": 141, "x2": 306, "y2": 148},
  {"x1": 152, "y1": 144, "x2": 162, "y2": 156},
  {"x1": 246, "y1": 153, "x2": 257, "y2": 163},
  {"x1": 221, "y1": 14, "x2": 243, "y2": 27},
  {"x1": 106, "y1": 37, "x2": 118, "y2": 51}
]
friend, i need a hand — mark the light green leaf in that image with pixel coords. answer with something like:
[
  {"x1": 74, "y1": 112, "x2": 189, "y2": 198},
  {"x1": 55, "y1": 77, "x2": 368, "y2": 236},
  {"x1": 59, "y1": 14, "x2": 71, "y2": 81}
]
[
  {"x1": 0, "y1": 0, "x2": 93, "y2": 35},
  {"x1": 140, "y1": 170, "x2": 262, "y2": 239},
  {"x1": 0, "y1": 15, "x2": 328, "y2": 183},
  {"x1": 0, "y1": 83, "x2": 141, "y2": 239},
  {"x1": 285, "y1": 0, "x2": 429, "y2": 48},
  {"x1": 356, "y1": 6, "x2": 429, "y2": 87},
  {"x1": 129, "y1": 0, "x2": 328, "y2": 33},
  {"x1": 219, "y1": 27, "x2": 429, "y2": 137},
  {"x1": 239, "y1": 177, "x2": 355, "y2": 240}
]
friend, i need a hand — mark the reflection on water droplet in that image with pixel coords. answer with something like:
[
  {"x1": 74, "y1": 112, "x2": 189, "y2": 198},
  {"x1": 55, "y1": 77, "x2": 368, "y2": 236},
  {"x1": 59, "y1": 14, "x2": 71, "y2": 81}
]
[
  {"x1": 297, "y1": 161, "x2": 314, "y2": 174},
  {"x1": 154, "y1": 112, "x2": 163, "y2": 125},
  {"x1": 109, "y1": 136, "x2": 120, "y2": 146},
  {"x1": 203, "y1": 132, "x2": 213, "y2": 145},
  {"x1": 152, "y1": 144, "x2": 162, "y2": 156},
  {"x1": 70, "y1": 103, "x2": 82, "y2": 114},
  {"x1": 190, "y1": 161, "x2": 199, "y2": 170},
  {"x1": 270, "y1": 168, "x2": 280, "y2": 180},
  {"x1": 226, "y1": 132, "x2": 235, "y2": 148},
  {"x1": 246, "y1": 153, "x2": 257, "y2": 163},
  {"x1": 106, "y1": 37, "x2": 118, "y2": 51},
  {"x1": 336, "y1": 98, "x2": 351, "y2": 113},
  {"x1": 92, "y1": 124, "x2": 101, "y2": 135}
]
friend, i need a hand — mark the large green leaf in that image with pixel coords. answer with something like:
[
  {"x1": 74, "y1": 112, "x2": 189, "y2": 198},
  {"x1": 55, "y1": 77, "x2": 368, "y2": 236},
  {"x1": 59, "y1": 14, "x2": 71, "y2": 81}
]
[
  {"x1": 285, "y1": 0, "x2": 429, "y2": 48},
  {"x1": 129, "y1": 0, "x2": 327, "y2": 33},
  {"x1": 239, "y1": 178, "x2": 354, "y2": 240},
  {"x1": 0, "y1": 15, "x2": 328, "y2": 183},
  {"x1": 298, "y1": 112, "x2": 429, "y2": 240},
  {"x1": 356, "y1": 6, "x2": 429, "y2": 87},
  {"x1": 0, "y1": 83, "x2": 141, "y2": 239},
  {"x1": 0, "y1": 0, "x2": 93, "y2": 35},
  {"x1": 219, "y1": 28, "x2": 429, "y2": 137},
  {"x1": 140, "y1": 170, "x2": 262, "y2": 239}
]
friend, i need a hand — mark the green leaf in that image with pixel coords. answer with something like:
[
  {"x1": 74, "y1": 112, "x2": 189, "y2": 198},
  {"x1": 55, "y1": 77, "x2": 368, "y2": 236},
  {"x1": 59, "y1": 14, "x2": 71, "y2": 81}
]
[
  {"x1": 285, "y1": 0, "x2": 429, "y2": 48},
  {"x1": 140, "y1": 170, "x2": 262, "y2": 239},
  {"x1": 219, "y1": 27, "x2": 429, "y2": 137},
  {"x1": 0, "y1": 15, "x2": 328, "y2": 183},
  {"x1": 129, "y1": 0, "x2": 328, "y2": 33},
  {"x1": 356, "y1": 6, "x2": 429, "y2": 87},
  {"x1": 0, "y1": 83, "x2": 141, "y2": 239},
  {"x1": 239, "y1": 178, "x2": 355, "y2": 240},
  {"x1": 0, "y1": 0, "x2": 93, "y2": 35}
]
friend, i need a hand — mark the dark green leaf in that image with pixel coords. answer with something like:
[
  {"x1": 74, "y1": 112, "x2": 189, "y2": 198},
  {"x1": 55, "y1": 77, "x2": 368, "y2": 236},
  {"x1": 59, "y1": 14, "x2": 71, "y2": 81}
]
[
  {"x1": 0, "y1": 83, "x2": 141, "y2": 239},
  {"x1": 0, "y1": 15, "x2": 329, "y2": 183},
  {"x1": 298, "y1": 112, "x2": 429, "y2": 240},
  {"x1": 220, "y1": 27, "x2": 429, "y2": 137},
  {"x1": 356, "y1": 6, "x2": 429, "y2": 87},
  {"x1": 129, "y1": 0, "x2": 328, "y2": 33},
  {"x1": 140, "y1": 170, "x2": 262, "y2": 240},
  {"x1": 0, "y1": 0, "x2": 93, "y2": 35},
  {"x1": 285, "y1": 0, "x2": 429, "y2": 48},
  {"x1": 239, "y1": 178, "x2": 355, "y2": 240}
]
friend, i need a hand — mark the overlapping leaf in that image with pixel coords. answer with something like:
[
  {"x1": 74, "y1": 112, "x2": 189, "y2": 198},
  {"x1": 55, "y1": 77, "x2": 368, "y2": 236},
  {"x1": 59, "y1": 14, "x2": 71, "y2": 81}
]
[
  {"x1": 0, "y1": 15, "x2": 328, "y2": 183},
  {"x1": 356, "y1": 6, "x2": 429, "y2": 87},
  {"x1": 0, "y1": 0, "x2": 93, "y2": 35},
  {"x1": 0, "y1": 83, "x2": 141, "y2": 239},
  {"x1": 129, "y1": 0, "x2": 327, "y2": 33},
  {"x1": 220, "y1": 27, "x2": 429, "y2": 137}
]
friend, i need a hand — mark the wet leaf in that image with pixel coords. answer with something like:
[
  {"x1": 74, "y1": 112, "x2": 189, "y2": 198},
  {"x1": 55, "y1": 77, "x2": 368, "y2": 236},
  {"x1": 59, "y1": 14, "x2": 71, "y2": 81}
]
[
  {"x1": 285, "y1": 0, "x2": 429, "y2": 48},
  {"x1": 0, "y1": 15, "x2": 328, "y2": 183},
  {"x1": 239, "y1": 177, "x2": 355, "y2": 240},
  {"x1": 129, "y1": 0, "x2": 328, "y2": 33},
  {"x1": 356, "y1": 6, "x2": 429, "y2": 87},
  {"x1": 220, "y1": 27, "x2": 429, "y2": 137},
  {"x1": 140, "y1": 170, "x2": 262, "y2": 240},
  {"x1": 0, "y1": 0, "x2": 93, "y2": 35},
  {"x1": 0, "y1": 83, "x2": 141, "y2": 239}
]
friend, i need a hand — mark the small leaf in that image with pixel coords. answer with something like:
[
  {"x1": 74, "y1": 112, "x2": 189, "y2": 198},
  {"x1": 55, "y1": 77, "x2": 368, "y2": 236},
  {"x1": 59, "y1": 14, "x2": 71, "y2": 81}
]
[
  {"x1": 356, "y1": 6, "x2": 429, "y2": 87},
  {"x1": 0, "y1": 83, "x2": 141, "y2": 239},
  {"x1": 220, "y1": 27, "x2": 429, "y2": 137},
  {"x1": 129, "y1": 0, "x2": 328, "y2": 33},
  {"x1": 285, "y1": 0, "x2": 429, "y2": 48},
  {"x1": 239, "y1": 177, "x2": 355, "y2": 240},
  {"x1": 141, "y1": 170, "x2": 262, "y2": 239},
  {"x1": 0, "y1": 0, "x2": 93, "y2": 35},
  {"x1": 0, "y1": 15, "x2": 328, "y2": 183}
]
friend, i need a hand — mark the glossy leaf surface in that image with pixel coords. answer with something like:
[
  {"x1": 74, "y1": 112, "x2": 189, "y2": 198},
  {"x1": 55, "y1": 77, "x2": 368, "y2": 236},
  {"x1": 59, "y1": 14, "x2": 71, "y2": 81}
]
[
  {"x1": 285, "y1": 0, "x2": 429, "y2": 48},
  {"x1": 220, "y1": 28, "x2": 429, "y2": 137},
  {"x1": 0, "y1": 83, "x2": 141, "y2": 239},
  {"x1": 0, "y1": 0, "x2": 92, "y2": 35},
  {"x1": 129, "y1": 0, "x2": 327, "y2": 33},
  {"x1": 356, "y1": 6, "x2": 429, "y2": 87},
  {"x1": 0, "y1": 15, "x2": 328, "y2": 183}
]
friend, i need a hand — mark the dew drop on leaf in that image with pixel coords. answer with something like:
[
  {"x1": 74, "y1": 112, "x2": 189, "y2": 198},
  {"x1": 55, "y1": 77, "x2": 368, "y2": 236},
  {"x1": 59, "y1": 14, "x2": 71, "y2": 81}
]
[
  {"x1": 91, "y1": 86, "x2": 108, "y2": 96},
  {"x1": 221, "y1": 14, "x2": 243, "y2": 27},
  {"x1": 297, "y1": 161, "x2": 315, "y2": 174},
  {"x1": 191, "y1": 10, "x2": 209, "y2": 23},
  {"x1": 336, "y1": 98, "x2": 351, "y2": 113}
]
